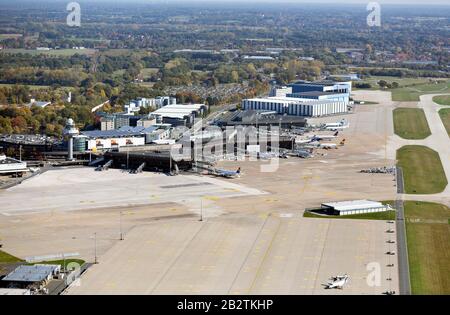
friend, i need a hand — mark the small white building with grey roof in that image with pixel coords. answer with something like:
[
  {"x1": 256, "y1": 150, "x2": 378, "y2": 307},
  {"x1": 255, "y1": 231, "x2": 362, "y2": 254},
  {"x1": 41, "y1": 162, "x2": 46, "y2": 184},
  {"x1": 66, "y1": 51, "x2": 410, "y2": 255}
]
[
  {"x1": 320, "y1": 200, "x2": 393, "y2": 216},
  {"x1": 2, "y1": 264, "x2": 60, "y2": 285}
]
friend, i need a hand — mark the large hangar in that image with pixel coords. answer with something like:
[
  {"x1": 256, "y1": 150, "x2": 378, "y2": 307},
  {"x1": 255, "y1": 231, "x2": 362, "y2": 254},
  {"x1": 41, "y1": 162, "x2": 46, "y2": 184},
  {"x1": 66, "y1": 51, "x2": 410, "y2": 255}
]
[{"x1": 242, "y1": 97, "x2": 348, "y2": 117}]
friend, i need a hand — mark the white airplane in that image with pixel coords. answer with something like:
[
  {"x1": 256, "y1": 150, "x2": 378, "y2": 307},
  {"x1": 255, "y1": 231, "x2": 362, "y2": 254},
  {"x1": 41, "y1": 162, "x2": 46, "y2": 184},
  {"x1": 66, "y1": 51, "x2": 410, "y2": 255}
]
[
  {"x1": 296, "y1": 137, "x2": 314, "y2": 144},
  {"x1": 325, "y1": 274, "x2": 349, "y2": 289},
  {"x1": 212, "y1": 167, "x2": 241, "y2": 178},
  {"x1": 325, "y1": 120, "x2": 350, "y2": 131},
  {"x1": 319, "y1": 143, "x2": 338, "y2": 149},
  {"x1": 311, "y1": 131, "x2": 339, "y2": 141}
]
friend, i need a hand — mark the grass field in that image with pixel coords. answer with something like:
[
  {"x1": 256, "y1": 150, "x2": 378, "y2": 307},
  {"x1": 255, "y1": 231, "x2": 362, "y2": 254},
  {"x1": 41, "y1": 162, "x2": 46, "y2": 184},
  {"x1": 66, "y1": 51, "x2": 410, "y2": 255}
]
[
  {"x1": 303, "y1": 210, "x2": 396, "y2": 220},
  {"x1": 392, "y1": 81, "x2": 450, "y2": 102},
  {"x1": 404, "y1": 201, "x2": 450, "y2": 294},
  {"x1": 357, "y1": 76, "x2": 432, "y2": 90},
  {"x1": 0, "y1": 48, "x2": 97, "y2": 56},
  {"x1": 393, "y1": 108, "x2": 431, "y2": 140},
  {"x1": 0, "y1": 250, "x2": 23, "y2": 264},
  {"x1": 354, "y1": 76, "x2": 450, "y2": 101},
  {"x1": 28, "y1": 259, "x2": 85, "y2": 270},
  {"x1": 433, "y1": 95, "x2": 450, "y2": 106},
  {"x1": 439, "y1": 108, "x2": 450, "y2": 137},
  {"x1": 397, "y1": 145, "x2": 448, "y2": 194}
]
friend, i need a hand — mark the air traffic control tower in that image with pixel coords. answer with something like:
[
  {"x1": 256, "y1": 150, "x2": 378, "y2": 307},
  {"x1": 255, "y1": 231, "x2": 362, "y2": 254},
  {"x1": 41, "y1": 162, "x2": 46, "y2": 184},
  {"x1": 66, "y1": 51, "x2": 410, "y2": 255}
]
[{"x1": 63, "y1": 118, "x2": 79, "y2": 161}]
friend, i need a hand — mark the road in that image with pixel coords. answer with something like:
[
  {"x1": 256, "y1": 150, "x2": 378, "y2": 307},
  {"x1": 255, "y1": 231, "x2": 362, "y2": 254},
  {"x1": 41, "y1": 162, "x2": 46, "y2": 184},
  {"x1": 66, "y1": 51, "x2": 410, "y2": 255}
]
[{"x1": 395, "y1": 198, "x2": 411, "y2": 295}]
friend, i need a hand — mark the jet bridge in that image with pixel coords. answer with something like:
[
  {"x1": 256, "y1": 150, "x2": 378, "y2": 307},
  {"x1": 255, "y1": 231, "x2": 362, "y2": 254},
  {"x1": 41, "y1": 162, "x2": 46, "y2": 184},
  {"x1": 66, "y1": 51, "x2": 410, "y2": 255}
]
[
  {"x1": 95, "y1": 159, "x2": 113, "y2": 171},
  {"x1": 130, "y1": 162, "x2": 146, "y2": 174}
]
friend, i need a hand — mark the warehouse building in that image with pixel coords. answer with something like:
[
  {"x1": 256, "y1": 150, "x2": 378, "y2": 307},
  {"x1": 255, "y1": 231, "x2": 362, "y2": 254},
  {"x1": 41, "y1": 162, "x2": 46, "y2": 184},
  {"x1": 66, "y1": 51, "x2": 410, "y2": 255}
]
[
  {"x1": 320, "y1": 200, "x2": 393, "y2": 216},
  {"x1": 242, "y1": 97, "x2": 348, "y2": 117},
  {"x1": 243, "y1": 80, "x2": 351, "y2": 117}
]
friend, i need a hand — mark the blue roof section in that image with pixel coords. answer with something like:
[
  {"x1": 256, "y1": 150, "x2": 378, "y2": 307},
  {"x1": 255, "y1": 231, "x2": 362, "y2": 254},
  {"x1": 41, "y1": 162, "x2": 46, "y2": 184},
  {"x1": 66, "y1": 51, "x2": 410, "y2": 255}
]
[
  {"x1": 294, "y1": 91, "x2": 342, "y2": 96},
  {"x1": 81, "y1": 125, "x2": 162, "y2": 139}
]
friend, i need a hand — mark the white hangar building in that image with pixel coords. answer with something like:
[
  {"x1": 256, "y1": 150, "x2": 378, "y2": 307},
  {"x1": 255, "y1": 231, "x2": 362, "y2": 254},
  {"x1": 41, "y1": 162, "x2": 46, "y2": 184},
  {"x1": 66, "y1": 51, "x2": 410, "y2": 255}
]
[
  {"x1": 241, "y1": 97, "x2": 348, "y2": 117},
  {"x1": 321, "y1": 200, "x2": 393, "y2": 216}
]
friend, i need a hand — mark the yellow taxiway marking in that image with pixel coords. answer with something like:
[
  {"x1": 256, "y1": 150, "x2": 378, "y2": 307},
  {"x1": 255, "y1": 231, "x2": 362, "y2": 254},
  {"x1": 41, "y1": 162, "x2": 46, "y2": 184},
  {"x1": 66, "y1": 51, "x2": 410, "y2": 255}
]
[
  {"x1": 204, "y1": 196, "x2": 220, "y2": 201},
  {"x1": 224, "y1": 188, "x2": 239, "y2": 192},
  {"x1": 200, "y1": 266, "x2": 216, "y2": 271}
]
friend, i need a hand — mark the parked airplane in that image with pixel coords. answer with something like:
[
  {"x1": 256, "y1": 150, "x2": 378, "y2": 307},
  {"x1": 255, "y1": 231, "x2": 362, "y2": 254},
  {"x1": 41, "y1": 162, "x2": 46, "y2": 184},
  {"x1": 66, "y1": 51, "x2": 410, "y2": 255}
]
[
  {"x1": 212, "y1": 167, "x2": 241, "y2": 178},
  {"x1": 319, "y1": 143, "x2": 338, "y2": 149},
  {"x1": 325, "y1": 274, "x2": 349, "y2": 289},
  {"x1": 308, "y1": 131, "x2": 339, "y2": 142},
  {"x1": 325, "y1": 119, "x2": 350, "y2": 131},
  {"x1": 296, "y1": 137, "x2": 314, "y2": 144}
]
